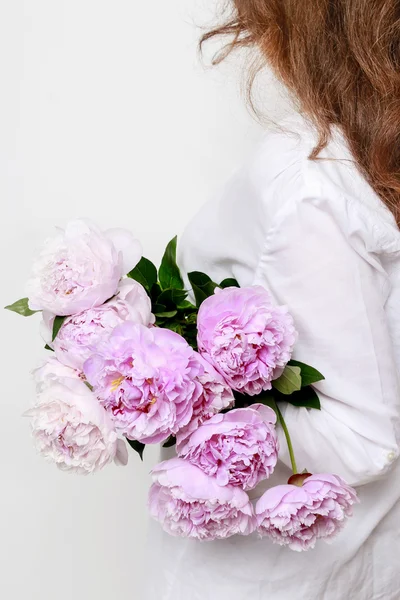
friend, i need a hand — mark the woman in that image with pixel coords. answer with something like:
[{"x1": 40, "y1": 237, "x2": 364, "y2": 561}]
[{"x1": 145, "y1": 2, "x2": 400, "y2": 598}]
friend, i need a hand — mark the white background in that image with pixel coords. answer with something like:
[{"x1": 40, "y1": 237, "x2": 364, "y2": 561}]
[{"x1": 0, "y1": 2, "x2": 290, "y2": 598}]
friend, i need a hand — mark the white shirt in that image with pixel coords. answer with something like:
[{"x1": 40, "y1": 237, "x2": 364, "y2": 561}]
[{"x1": 144, "y1": 114, "x2": 400, "y2": 600}]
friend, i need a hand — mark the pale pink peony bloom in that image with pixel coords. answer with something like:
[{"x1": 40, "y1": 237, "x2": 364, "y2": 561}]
[
  {"x1": 197, "y1": 286, "x2": 297, "y2": 395},
  {"x1": 149, "y1": 458, "x2": 255, "y2": 540},
  {"x1": 83, "y1": 322, "x2": 203, "y2": 444},
  {"x1": 255, "y1": 473, "x2": 359, "y2": 551},
  {"x1": 178, "y1": 404, "x2": 279, "y2": 491},
  {"x1": 26, "y1": 219, "x2": 142, "y2": 316},
  {"x1": 176, "y1": 355, "x2": 234, "y2": 452},
  {"x1": 33, "y1": 355, "x2": 81, "y2": 391},
  {"x1": 28, "y1": 358, "x2": 128, "y2": 474},
  {"x1": 42, "y1": 279, "x2": 154, "y2": 371}
]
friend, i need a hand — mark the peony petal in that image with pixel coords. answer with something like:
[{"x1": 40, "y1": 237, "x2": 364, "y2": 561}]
[
  {"x1": 178, "y1": 407, "x2": 278, "y2": 490},
  {"x1": 105, "y1": 228, "x2": 142, "y2": 274},
  {"x1": 25, "y1": 219, "x2": 123, "y2": 315},
  {"x1": 197, "y1": 285, "x2": 297, "y2": 395},
  {"x1": 114, "y1": 439, "x2": 129, "y2": 466},
  {"x1": 152, "y1": 458, "x2": 250, "y2": 508},
  {"x1": 81, "y1": 322, "x2": 202, "y2": 443},
  {"x1": 256, "y1": 474, "x2": 358, "y2": 551},
  {"x1": 149, "y1": 458, "x2": 256, "y2": 540},
  {"x1": 27, "y1": 358, "x2": 118, "y2": 474},
  {"x1": 64, "y1": 218, "x2": 102, "y2": 238},
  {"x1": 40, "y1": 311, "x2": 55, "y2": 346}
]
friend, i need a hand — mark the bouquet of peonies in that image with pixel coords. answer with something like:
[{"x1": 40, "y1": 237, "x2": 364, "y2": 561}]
[{"x1": 6, "y1": 219, "x2": 358, "y2": 552}]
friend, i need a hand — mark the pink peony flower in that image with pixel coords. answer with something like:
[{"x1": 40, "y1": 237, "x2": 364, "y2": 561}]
[
  {"x1": 26, "y1": 219, "x2": 142, "y2": 316},
  {"x1": 83, "y1": 322, "x2": 203, "y2": 444},
  {"x1": 178, "y1": 404, "x2": 279, "y2": 491},
  {"x1": 42, "y1": 279, "x2": 155, "y2": 371},
  {"x1": 28, "y1": 357, "x2": 128, "y2": 474},
  {"x1": 255, "y1": 473, "x2": 359, "y2": 551},
  {"x1": 149, "y1": 457, "x2": 255, "y2": 540},
  {"x1": 197, "y1": 286, "x2": 297, "y2": 395},
  {"x1": 176, "y1": 355, "x2": 234, "y2": 451}
]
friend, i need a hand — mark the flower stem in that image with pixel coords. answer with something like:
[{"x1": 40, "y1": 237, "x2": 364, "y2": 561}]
[{"x1": 274, "y1": 401, "x2": 298, "y2": 475}]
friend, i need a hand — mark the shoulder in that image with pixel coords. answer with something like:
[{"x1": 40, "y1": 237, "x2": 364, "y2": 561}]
[
  {"x1": 247, "y1": 114, "x2": 393, "y2": 229},
  {"x1": 179, "y1": 113, "x2": 400, "y2": 284},
  {"x1": 178, "y1": 115, "x2": 309, "y2": 282}
]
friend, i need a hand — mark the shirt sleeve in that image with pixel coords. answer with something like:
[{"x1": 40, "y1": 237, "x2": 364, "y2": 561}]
[{"x1": 254, "y1": 194, "x2": 400, "y2": 487}]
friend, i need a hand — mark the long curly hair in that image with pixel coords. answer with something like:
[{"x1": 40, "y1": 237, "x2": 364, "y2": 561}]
[{"x1": 202, "y1": 0, "x2": 400, "y2": 223}]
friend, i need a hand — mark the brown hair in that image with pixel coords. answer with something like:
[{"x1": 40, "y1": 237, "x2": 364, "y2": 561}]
[{"x1": 202, "y1": 0, "x2": 400, "y2": 223}]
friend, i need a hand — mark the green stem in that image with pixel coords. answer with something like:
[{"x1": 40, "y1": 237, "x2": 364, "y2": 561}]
[{"x1": 275, "y1": 402, "x2": 298, "y2": 475}]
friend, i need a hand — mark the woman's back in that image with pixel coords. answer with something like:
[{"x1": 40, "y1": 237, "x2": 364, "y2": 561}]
[{"x1": 145, "y1": 114, "x2": 400, "y2": 600}]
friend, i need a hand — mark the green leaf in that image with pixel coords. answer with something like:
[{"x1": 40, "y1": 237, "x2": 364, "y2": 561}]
[
  {"x1": 272, "y1": 365, "x2": 302, "y2": 395},
  {"x1": 158, "y1": 288, "x2": 187, "y2": 309},
  {"x1": 288, "y1": 360, "x2": 325, "y2": 387},
  {"x1": 171, "y1": 289, "x2": 188, "y2": 305},
  {"x1": 177, "y1": 300, "x2": 196, "y2": 310},
  {"x1": 155, "y1": 310, "x2": 178, "y2": 319},
  {"x1": 162, "y1": 435, "x2": 176, "y2": 448},
  {"x1": 219, "y1": 278, "x2": 240, "y2": 289},
  {"x1": 163, "y1": 322, "x2": 183, "y2": 335},
  {"x1": 244, "y1": 389, "x2": 277, "y2": 412},
  {"x1": 127, "y1": 256, "x2": 158, "y2": 295},
  {"x1": 188, "y1": 271, "x2": 218, "y2": 307},
  {"x1": 163, "y1": 320, "x2": 186, "y2": 336},
  {"x1": 282, "y1": 386, "x2": 321, "y2": 410},
  {"x1": 153, "y1": 303, "x2": 167, "y2": 314},
  {"x1": 185, "y1": 312, "x2": 197, "y2": 325},
  {"x1": 158, "y1": 236, "x2": 184, "y2": 291},
  {"x1": 52, "y1": 316, "x2": 66, "y2": 341},
  {"x1": 150, "y1": 282, "x2": 162, "y2": 302},
  {"x1": 44, "y1": 344, "x2": 54, "y2": 352},
  {"x1": 4, "y1": 298, "x2": 39, "y2": 317},
  {"x1": 126, "y1": 438, "x2": 145, "y2": 461}
]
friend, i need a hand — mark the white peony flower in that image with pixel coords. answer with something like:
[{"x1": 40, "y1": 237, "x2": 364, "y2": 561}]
[
  {"x1": 27, "y1": 358, "x2": 128, "y2": 474},
  {"x1": 26, "y1": 219, "x2": 142, "y2": 316}
]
